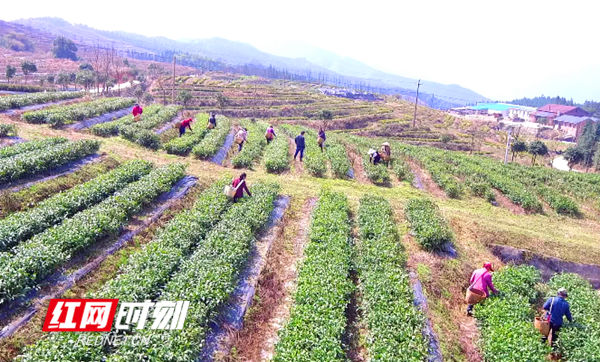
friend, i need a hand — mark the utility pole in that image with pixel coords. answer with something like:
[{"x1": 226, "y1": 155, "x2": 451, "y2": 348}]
[
  {"x1": 412, "y1": 79, "x2": 422, "y2": 128},
  {"x1": 503, "y1": 128, "x2": 512, "y2": 165},
  {"x1": 172, "y1": 55, "x2": 176, "y2": 104}
]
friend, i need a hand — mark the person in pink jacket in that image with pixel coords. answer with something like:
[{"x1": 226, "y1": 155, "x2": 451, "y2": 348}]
[{"x1": 467, "y1": 262, "x2": 498, "y2": 316}]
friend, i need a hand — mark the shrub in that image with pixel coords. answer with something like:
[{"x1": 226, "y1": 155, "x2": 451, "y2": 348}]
[
  {"x1": 0, "y1": 124, "x2": 17, "y2": 137},
  {"x1": 405, "y1": 198, "x2": 453, "y2": 251}
]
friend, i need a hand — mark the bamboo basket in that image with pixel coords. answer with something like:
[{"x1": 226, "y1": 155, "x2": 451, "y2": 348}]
[{"x1": 465, "y1": 288, "x2": 486, "y2": 304}]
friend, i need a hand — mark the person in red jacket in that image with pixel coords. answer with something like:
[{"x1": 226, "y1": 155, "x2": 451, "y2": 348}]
[
  {"x1": 179, "y1": 117, "x2": 193, "y2": 137},
  {"x1": 231, "y1": 172, "x2": 251, "y2": 202},
  {"x1": 132, "y1": 104, "x2": 143, "y2": 122},
  {"x1": 466, "y1": 262, "x2": 498, "y2": 316}
]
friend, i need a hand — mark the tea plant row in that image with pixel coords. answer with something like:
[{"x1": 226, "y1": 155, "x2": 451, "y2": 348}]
[
  {"x1": 405, "y1": 198, "x2": 454, "y2": 251},
  {"x1": 274, "y1": 190, "x2": 352, "y2": 361},
  {"x1": 357, "y1": 195, "x2": 428, "y2": 360},
  {"x1": 22, "y1": 97, "x2": 135, "y2": 126},
  {"x1": 0, "y1": 91, "x2": 83, "y2": 112},
  {"x1": 0, "y1": 160, "x2": 152, "y2": 252},
  {"x1": 0, "y1": 164, "x2": 185, "y2": 305},
  {"x1": 21, "y1": 178, "x2": 232, "y2": 361},
  {"x1": 231, "y1": 120, "x2": 267, "y2": 169},
  {"x1": 163, "y1": 113, "x2": 210, "y2": 155},
  {"x1": 0, "y1": 139, "x2": 100, "y2": 185},
  {"x1": 109, "y1": 183, "x2": 279, "y2": 361}
]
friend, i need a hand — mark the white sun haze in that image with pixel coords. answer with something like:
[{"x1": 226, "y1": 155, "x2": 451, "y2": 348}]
[{"x1": 3, "y1": 0, "x2": 599, "y2": 102}]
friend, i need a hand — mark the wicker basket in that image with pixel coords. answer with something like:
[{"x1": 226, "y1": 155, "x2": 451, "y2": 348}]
[
  {"x1": 534, "y1": 317, "x2": 550, "y2": 336},
  {"x1": 465, "y1": 288, "x2": 486, "y2": 304}
]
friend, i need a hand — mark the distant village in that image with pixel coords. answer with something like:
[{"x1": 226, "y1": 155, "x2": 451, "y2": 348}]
[{"x1": 449, "y1": 102, "x2": 597, "y2": 142}]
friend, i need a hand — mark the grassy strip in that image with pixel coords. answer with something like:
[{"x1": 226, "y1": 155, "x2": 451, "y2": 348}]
[
  {"x1": 231, "y1": 120, "x2": 267, "y2": 169},
  {"x1": 21, "y1": 178, "x2": 231, "y2": 361},
  {"x1": 357, "y1": 195, "x2": 428, "y2": 360},
  {"x1": 474, "y1": 266, "x2": 550, "y2": 361},
  {"x1": 0, "y1": 164, "x2": 185, "y2": 305},
  {"x1": 405, "y1": 198, "x2": 453, "y2": 251},
  {"x1": 547, "y1": 273, "x2": 600, "y2": 360},
  {"x1": 108, "y1": 183, "x2": 279, "y2": 361},
  {"x1": 0, "y1": 139, "x2": 100, "y2": 185},
  {"x1": 0, "y1": 91, "x2": 83, "y2": 112},
  {"x1": 22, "y1": 97, "x2": 134, "y2": 126},
  {"x1": 90, "y1": 104, "x2": 162, "y2": 137},
  {"x1": 0, "y1": 137, "x2": 67, "y2": 159},
  {"x1": 0, "y1": 160, "x2": 152, "y2": 252},
  {"x1": 192, "y1": 117, "x2": 231, "y2": 159},
  {"x1": 274, "y1": 190, "x2": 352, "y2": 361},
  {"x1": 263, "y1": 128, "x2": 289, "y2": 173},
  {"x1": 163, "y1": 113, "x2": 209, "y2": 155}
]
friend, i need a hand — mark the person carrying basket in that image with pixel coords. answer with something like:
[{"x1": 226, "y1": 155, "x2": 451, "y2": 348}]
[{"x1": 466, "y1": 262, "x2": 498, "y2": 316}]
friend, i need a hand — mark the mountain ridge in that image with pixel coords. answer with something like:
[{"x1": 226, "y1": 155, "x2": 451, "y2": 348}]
[{"x1": 9, "y1": 17, "x2": 487, "y2": 108}]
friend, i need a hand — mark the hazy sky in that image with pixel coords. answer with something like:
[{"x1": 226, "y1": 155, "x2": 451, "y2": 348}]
[{"x1": 3, "y1": 0, "x2": 599, "y2": 102}]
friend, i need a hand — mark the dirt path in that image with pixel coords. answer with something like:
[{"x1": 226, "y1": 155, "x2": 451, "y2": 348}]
[
  {"x1": 345, "y1": 146, "x2": 370, "y2": 184},
  {"x1": 492, "y1": 189, "x2": 525, "y2": 215},
  {"x1": 288, "y1": 137, "x2": 303, "y2": 176},
  {"x1": 406, "y1": 159, "x2": 446, "y2": 198},
  {"x1": 231, "y1": 197, "x2": 316, "y2": 361}
]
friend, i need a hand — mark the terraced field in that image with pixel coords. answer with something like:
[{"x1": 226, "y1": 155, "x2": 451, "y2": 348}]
[{"x1": 0, "y1": 88, "x2": 599, "y2": 362}]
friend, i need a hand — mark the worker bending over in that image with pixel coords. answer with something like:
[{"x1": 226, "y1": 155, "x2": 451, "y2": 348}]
[{"x1": 466, "y1": 262, "x2": 498, "y2": 316}]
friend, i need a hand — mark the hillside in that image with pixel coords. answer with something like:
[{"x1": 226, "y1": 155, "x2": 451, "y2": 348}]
[
  {"x1": 10, "y1": 17, "x2": 487, "y2": 108},
  {"x1": 0, "y1": 91, "x2": 598, "y2": 361}
]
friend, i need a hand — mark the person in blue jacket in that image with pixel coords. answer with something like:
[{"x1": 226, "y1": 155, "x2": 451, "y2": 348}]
[
  {"x1": 294, "y1": 131, "x2": 306, "y2": 161},
  {"x1": 542, "y1": 288, "x2": 573, "y2": 347}
]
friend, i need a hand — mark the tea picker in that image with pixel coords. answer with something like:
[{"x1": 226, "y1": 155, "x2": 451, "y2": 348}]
[
  {"x1": 132, "y1": 103, "x2": 143, "y2": 122},
  {"x1": 465, "y1": 262, "x2": 498, "y2": 316},
  {"x1": 538, "y1": 288, "x2": 573, "y2": 348},
  {"x1": 224, "y1": 172, "x2": 251, "y2": 202}
]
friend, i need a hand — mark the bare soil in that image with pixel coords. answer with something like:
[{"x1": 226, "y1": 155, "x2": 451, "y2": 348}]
[
  {"x1": 345, "y1": 145, "x2": 370, "y2": 184},
  {"x1": 406, "y1": 159, "x2": 446, "y2": 198},
  {"x1": 288, "y1": 137, "x2": 303, "y2": 176},
  {"x1": 230, "y1": 197, "x2": 316, "y2": 361},
  {"x1": 492, "y1": 189, "x2": 525, "y2": 215}
]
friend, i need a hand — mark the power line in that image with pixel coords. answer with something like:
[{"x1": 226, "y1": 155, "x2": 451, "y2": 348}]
[{"x1": 413, "y1": 79, "x2": 422, "y2": 128}]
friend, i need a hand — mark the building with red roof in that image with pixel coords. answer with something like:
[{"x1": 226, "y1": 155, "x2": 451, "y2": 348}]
[{"x1": 530, "y1": 104, "x2": 589, "y2": 125}]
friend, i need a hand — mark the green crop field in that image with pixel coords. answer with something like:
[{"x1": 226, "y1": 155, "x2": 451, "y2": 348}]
[{"x1": 0, "y1": 80, "x2": 599, "y2": 362}]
